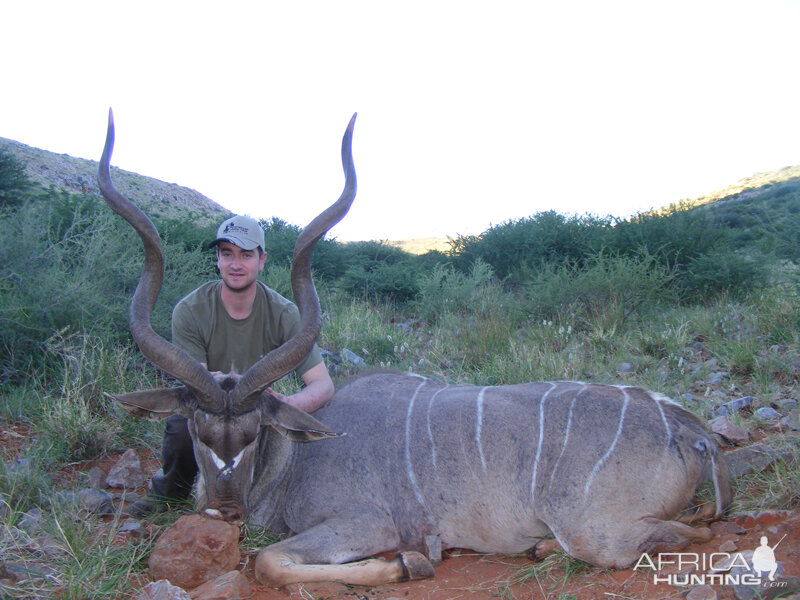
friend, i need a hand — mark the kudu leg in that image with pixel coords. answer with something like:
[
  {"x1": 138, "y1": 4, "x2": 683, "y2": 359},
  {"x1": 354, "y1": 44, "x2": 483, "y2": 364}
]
[
  {"x1": 557, "y1": 517, "x2": 714, "y2": 569},
  {"x1": 254, "y1": 520, "x2": 435, "y2": 587}
]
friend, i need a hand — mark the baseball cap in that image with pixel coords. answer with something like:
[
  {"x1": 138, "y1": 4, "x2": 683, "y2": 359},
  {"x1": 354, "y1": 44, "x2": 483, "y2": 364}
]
[{"x1": 209, "y1": 215, "x2": 265, "y2": 251}]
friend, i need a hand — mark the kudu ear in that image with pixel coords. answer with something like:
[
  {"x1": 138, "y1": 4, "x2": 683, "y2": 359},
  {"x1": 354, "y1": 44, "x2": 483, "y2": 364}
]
[
  {"x1": 105, "y1": 388, "x2": 194, "y2": 421},
  {"x1": 259, "y1": 394, "x2": 344, "y2": 443}
]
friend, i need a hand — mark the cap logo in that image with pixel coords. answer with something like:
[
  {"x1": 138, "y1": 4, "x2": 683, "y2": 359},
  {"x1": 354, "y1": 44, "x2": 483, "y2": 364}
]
[{"x1": 223, "y1": 222, "x2": 250, "y2": 235}]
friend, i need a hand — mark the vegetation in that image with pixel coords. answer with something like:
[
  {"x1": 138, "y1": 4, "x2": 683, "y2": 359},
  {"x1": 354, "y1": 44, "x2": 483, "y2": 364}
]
[{"x1": 1, "y1": 148, "x2": 799, "y2": 597}]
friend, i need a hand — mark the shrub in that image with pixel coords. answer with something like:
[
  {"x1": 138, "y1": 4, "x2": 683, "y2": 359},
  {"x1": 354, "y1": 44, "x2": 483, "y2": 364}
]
[
  {"x1": 450, "y1": 211, "x2": 611, "y2": 281},
  {"x1": 0, "y1": 193, "x2": 216, "y2": 384},
  {"x1": 414, "y1": 259, "x2": 496, "y2": 322},
  {"x1": 336, "y1": 241, "x2": 423, "y2": 302},
  {"x1": 680, "y1": 249, "x2": 770, "y2": 300},
  {"x1": 0, "y1": 150, "x2": 32, "y2": 208},
  {"x1": 526, "y1": 251, "x2": 678, "y2": 331},
  {"x1": 607, "y1": 201, "x2": 725, "y2": 266}
]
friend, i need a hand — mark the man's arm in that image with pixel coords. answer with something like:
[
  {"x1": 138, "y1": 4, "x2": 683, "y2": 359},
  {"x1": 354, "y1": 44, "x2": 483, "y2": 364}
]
[{"x1": 270, "y1": 362, "x2": 334, "y2": 413}]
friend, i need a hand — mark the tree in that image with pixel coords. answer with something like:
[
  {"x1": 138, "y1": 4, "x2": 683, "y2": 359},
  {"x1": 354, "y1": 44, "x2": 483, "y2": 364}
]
[{"x1": 0, "y1": 150, "x2": 32, "y2": 207}]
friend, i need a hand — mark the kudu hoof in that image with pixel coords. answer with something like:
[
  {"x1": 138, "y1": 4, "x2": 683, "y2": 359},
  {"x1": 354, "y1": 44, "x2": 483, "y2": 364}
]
[
  {"x1": 399, "y1": 551, "x2": 435, "y2": 580},
  {"x1": 525, "y1": 538, "x2": 563, "y2": 562}
]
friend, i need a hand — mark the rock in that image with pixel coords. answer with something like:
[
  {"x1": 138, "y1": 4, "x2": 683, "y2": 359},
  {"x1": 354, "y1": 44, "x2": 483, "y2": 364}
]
[
  {"x1": 708, "y1": 371, "x2": 729, "y2": 386},
  {"x1": 87, "y1": 466, "x2": 106, "y2": 488},
  {"x1": 189, "y1": 570, "x2": 250, "y2": 600},
  {"x1": 137, "y1": 580, "x2": 192, "y2": 600},
  {"x1": 618, "y1": 362, "x2": 634, "y2": 374},
  {"x1": 394, "y1": 318, "x2": 418, "y2": 334},
  {"x1": 149, "y1": 514, "x2": 241, "y2": 589},
  {"x1": 754, "y1": 406, "x2": 781, "y2": 420},
  {"x1": 18, "y1": 508, "x2": 44, "y2": 534},
  {"x1": 0, "y1": 560, "x2": 59, "y2": 582},
  {"x1": 687, "y1": 585, "x2": 718, "y2": 600},
  {"x1": 710, "y1": 417, "x2": 751, "y2": 445},
  {"x1": 780, "y1": 409, "x2": 800, "y2": 431},
  {"x1": 319, "y1": 348, "x2": 341, "y2": 364},
  {"x1": 78, "y1": 488, "x2": 114, "y2": 514},
  {"x1": 117, "y1": 518, "x2": 147, "y2": 539},
  {"x1": 341, "y1": 348, "x2": 366, "y2": 367},
  {"x1": 725, "y1": 444, "x2": 781, "y2": 477},
  {"x1": 106, "y1": 449, "x2": 147, "y2": 489},
  {"x1": 714, "y1": 396, "x2": 755, "y2": 417},
  {"x1": 780, "y1": 399, "x2": 798, "y2": 412}
]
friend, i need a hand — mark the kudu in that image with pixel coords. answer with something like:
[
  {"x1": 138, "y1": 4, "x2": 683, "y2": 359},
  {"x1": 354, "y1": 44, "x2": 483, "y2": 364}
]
[{"x1": 98, "y1": 110, "x2": 732, "y2": 587}]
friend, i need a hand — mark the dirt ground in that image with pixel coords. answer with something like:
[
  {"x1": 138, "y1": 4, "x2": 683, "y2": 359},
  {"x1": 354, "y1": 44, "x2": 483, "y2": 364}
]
[
  {"x1": 242, "y1": 510, "x2": 800, "y2": 600},
  {"x1": 3, "y1": 426, "x2": 799, "y2": 600}
]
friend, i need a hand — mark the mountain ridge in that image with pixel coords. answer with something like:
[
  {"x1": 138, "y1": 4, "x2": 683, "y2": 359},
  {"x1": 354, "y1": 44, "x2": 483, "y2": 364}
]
[
  {"x1": 3, "y1": 134, "x2": 798, "y2": 249},
  {"x1": 0, "y1": 136, "x2": 230, "y2": 226}
]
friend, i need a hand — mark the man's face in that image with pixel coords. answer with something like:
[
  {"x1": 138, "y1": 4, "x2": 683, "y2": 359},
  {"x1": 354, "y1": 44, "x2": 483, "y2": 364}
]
[{"x1": 216, "y1": 241, "x2": 266, "y2": 292}]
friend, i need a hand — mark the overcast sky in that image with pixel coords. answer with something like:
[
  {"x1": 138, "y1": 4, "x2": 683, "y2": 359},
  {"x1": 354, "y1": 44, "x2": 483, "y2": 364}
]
[{"x1": 2, "y1": 1, "x2": 799, "y2": 240}]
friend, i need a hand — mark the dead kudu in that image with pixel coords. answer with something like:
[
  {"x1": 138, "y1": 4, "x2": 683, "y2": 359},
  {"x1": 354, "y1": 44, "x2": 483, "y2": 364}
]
[{"x1": 98, "y1": 111, "x2": 732, "y2": 587}]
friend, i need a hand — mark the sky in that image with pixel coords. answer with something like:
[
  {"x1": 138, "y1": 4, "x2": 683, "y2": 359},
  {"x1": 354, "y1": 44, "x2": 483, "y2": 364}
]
[{"x1": 2, "y1": 1, "x2": 800, "y2": 241}]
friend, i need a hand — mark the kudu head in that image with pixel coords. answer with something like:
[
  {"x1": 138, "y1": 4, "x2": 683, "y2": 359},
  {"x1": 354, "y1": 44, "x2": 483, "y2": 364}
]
[{"x1": 98, "y1": 110, "x2": 357, "y2": 519}]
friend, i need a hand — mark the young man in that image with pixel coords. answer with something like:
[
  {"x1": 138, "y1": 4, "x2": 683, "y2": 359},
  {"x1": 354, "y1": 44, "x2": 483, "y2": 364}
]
[{"x1": 130, "y1": 215, "x2": 334, "y2": 516}]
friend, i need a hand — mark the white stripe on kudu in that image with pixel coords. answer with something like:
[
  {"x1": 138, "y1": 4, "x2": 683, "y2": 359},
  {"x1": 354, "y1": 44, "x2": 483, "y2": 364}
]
[
  {"x1": 426, "y1": 385, "x2": 448, "y2": 468},
  {"x1": 405, "y1": 379, "x2": 429, "y2": 506},
  {"x1": 476, "y1": 387, "x2": 489, "y2": 472},
  {"x1": 531, "y1": 382, "x2": 557, "y2": 497},
  {"x1": 547, "y1": 384, "x2": 585, "y2": 493},
  {"x1": 584, "y1": 387, "x2": 629, "y2": 499}
]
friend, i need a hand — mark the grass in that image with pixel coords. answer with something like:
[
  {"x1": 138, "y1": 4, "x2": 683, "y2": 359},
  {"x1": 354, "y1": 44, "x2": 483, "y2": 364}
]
[
  {"x1": 512, "y1": 551, "x2": 596, "y2": 600},
  {"x1": 1, "y1": 279, "x2": 799, "y2": 597}
]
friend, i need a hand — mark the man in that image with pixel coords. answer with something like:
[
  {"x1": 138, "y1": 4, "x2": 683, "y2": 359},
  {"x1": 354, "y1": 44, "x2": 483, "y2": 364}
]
[{"x1": 130, "y1": 215, "x2": 334, "y2": 516}]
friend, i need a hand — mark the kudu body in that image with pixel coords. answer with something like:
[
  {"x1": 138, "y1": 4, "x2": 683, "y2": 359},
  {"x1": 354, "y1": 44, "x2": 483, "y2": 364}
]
[{"x1": 98, "y1": 111, "x2": 732, "y2": 587}]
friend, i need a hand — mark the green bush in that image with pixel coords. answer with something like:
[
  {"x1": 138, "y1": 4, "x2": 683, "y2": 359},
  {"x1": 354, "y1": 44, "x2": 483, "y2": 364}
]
[
  {"x1": 526, "y1": 251, "x2": 678, "y2": 331},
  {"x1": 450, "y1": 211, "x2": 611, "y2": 281},
  {"x1": 336, "y1": 241, "x2": 424, "y2": 302},
  {"x1": 0, "y1": 193, "x2": 216, "y2": 384},
  {"x1": 681, "y1": 249, "x2": 770, "y2": 300},
  {"x1": 414, "y1": 259, "x2": 495, "y2": 322},
  {"x1": 0, "y1": 150, "x2": 32, "y2": 208}
]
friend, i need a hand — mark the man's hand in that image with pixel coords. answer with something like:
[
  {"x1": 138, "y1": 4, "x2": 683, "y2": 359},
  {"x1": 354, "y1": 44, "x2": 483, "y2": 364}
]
[{"x1": 268, "y1": 363, "x2": 334, "y2": 414}]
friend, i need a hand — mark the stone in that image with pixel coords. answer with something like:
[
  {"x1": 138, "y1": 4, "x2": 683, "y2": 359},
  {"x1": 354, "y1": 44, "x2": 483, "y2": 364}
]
[
  {"x1": 780, "y1": 409, "x2": 800, "y2": 431},
  {"x1": 725, "y1": 444, "x2": 781, "y2": 477},
  {"x1": 714, "y1": 396, "x2": 755, "y2": 417},
  {"x1": 754, "y1": 406, "x2": 781, "y2": 420},
  {"x1": 18, "y1": 508, "x2": 44, "y2": 534},
  {"x1": 780, "y1": 399, "x2": 798, "y2": 412},
  {"x1": 708, "y1": 371, "x2": 729, "y2": 385},
  {"x1": 189, "y1": 570, "x2": 250, "y2": 600},
  {"x1": 137, "y1": 580, "x2": 192, "y2": 600},
  {"x1": 710, "y1": 417, "x2": 750, "y2": 445},
  {"x1": 341, "y1": 348, "x2": 366, "y2": 367},
  {"x1": 117, "y1": 518, "x2": 147, "y2": 539},
  {"x1": 106, "y1": 449, "x2": 147, "y2": 489},
  {"x1": 87, "y1": 466, "x2": 106, "y2": 488},
  {"x1": 149, "y1": 514, "x2": 241, "y2": 589},
  {"x1": 77, "y1": 488, "x2": 114, "y2": 514},
  {"x1": 687, "y1": 585, "x2": 718, "y2": 600}
]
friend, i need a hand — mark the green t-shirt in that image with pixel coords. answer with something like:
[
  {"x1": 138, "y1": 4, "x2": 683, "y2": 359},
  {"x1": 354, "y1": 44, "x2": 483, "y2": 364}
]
[{"x1": 171, "y1": 280, "x2": 323, "y2": 377}]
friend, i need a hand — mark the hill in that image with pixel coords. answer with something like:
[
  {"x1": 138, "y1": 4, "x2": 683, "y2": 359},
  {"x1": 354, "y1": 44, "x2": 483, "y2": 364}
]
[
  {"x1": 0, "y1": 137, "x2": 230, "y2": 226},
  {"x1": 686, "y1": 167, "x2": 800, "y2": 262},
  {"x1": 3, "y1": 134, "x2": 799, "y2": 254}
]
